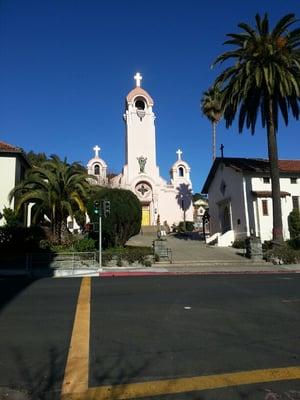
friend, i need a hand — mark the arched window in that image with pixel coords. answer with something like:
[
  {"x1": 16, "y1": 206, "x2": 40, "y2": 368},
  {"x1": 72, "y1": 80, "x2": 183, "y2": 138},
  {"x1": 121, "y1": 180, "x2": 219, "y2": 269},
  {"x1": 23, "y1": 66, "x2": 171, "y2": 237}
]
[
  {"x1": 135, "y1": 99, "x2": 145, "y2": 110},
  {"x1": 94, "y1": 164, "x2": 100, "y2": 175},
  {"x1": 178, "y1": 166, "x2": 184, "y2": 177}
]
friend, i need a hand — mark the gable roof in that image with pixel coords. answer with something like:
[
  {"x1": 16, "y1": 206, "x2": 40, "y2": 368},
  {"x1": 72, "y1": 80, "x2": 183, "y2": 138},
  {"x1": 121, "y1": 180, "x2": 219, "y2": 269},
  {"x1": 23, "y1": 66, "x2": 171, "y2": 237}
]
[
  {"x1": 202, "y1": 157, "x2": 300, "y2": 194},
  {"x1": 0, "y1": 141, "x2": 22, "y2": 153},
  {"x1": 0, "y1": 141, "x2": 31, "y2": 167}
]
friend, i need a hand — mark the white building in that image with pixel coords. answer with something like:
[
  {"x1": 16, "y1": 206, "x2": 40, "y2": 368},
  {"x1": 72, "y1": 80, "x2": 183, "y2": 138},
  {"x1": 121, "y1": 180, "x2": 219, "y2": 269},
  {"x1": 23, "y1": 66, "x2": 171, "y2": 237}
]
[
  {"x1": 87, "y1": 145, "x2": 108, "y2": 186},
  {"x1": 202, "y1": 157, "x2": 300, "y2": 246},
  {"x1": 0, "y1": 141, "x2": 30, "y2": 226},
  {"x1": 193, "y1": 197, "x2": 208, "y2": 229},
  {"x1": 87, "y1": 73, "x2": 194, "y2": 227}
]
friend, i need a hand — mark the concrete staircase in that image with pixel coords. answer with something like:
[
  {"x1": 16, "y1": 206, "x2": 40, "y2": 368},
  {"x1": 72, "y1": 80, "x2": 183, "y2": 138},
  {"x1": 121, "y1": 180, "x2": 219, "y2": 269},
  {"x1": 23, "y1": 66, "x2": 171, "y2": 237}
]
[{"x1": 140, "y1": 225, "x2": 157, "y2": 236}]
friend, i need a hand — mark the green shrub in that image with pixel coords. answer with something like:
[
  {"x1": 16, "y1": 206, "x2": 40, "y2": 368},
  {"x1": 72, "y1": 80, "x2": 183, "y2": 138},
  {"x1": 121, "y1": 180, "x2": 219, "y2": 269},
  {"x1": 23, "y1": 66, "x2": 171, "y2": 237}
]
[
  {"x1": 101, "y1": 246, "x2": 152, "y2": 266},
  {"x1": 2, "y1": 207, "x2": 22, "y2": 228},
  {"x1": 87, "y1": 188, "x2": 142, "y2": 248},
  {"x1": 0, "y1": 226, "x2": 46, "y2": 253},
  {"x1": 177, "y1": 221, "x2": 194, "y2": 232},
  {"x1": 287, "y1": 237, "x2": 300, "y2": 250},
  {"x1": 39, "y1": 239, "x2": 51, "y2": 250},
  {"x1": 73, "y1": 237, "x2": 96, "y2": 252},
  {"x1": 123, "y1": 247, "x2": 149, "y2": 264},
  {"x1": 264, "y1": 244, "x2": 300, "y2": 264},
  {"x1": 142, "y1": 259, "x2": 152, "y2": 267},
  {"x1": 102, "y1": 252, "x2": 113, "y2": 266},
  {"x1": 262, "y1": 240, "x2": 273, "y2": 251},
  {"x1": 288, "y1": 209, "x2": 300, "y2": 239},
  {"x1": 116, "y1": 255, "x2": 123, "y2": 267},
  {"x1": 232, "y1": 239, "x2": 246, "y2": 249}
]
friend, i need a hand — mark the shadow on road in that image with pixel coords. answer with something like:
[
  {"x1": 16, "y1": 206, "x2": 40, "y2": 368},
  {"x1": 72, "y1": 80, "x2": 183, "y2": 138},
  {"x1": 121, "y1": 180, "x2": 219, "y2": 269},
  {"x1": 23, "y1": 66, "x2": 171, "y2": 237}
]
[
  {"x1": 0, "y1": 277, "x2": 38, "y2": 314},
  {"x1": 4, "y1": 346, "x2": 63, "y2": 400},
  {"x1": 0, "y1": 252, "x2": 56, "y2": 314}
]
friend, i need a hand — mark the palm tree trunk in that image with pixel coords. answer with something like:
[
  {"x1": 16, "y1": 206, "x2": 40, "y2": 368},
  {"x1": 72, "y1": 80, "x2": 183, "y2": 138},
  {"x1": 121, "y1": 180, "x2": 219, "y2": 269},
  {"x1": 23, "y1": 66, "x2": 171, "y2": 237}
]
[
  {"x1": 267, "y1": 99, "x2": 283, "y2": 244},
  {"x1": 61, "y1": 219, "x2": 69, "y2": 243},
  {"x1": 212, "y1": 121, "x2": 216, "y2": 161}
]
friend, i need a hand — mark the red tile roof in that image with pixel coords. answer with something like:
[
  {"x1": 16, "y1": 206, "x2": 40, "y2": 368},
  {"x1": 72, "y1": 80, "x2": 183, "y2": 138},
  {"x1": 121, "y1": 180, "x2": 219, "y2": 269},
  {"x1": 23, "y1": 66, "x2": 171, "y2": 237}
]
[
  {"x1": 0, "y1": 140, "x2": 31, "y2": 167},
  {"x1": 251, "y1": 191, "x2": 291, "y2": 198},
  {"x1": 278, "y1": 160, "x2": 300, "y2": 173},
  {"x1": 202, "y1": 157, "x2": 300, "y2": 193},
  {"x1": 0, "y1": 141, "x2": 21, "y2": 152}
]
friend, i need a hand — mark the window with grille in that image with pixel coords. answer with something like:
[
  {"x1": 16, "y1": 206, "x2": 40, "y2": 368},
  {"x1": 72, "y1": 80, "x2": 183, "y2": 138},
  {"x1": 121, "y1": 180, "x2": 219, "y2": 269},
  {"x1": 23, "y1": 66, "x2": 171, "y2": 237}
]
[
  {"x1": 262, "y1": 200, "x2": 268, "y2": 216},
  {"x1": 292, "y1": 196, "x2": 299, "y2": 210}
]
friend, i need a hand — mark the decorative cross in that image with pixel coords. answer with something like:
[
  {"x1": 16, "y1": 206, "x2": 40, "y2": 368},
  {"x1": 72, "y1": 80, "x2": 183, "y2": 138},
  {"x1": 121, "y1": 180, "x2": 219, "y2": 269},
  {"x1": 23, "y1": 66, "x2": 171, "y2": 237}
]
[
  {"x1": 176, "y1": 148, "x2": 183, "y2": 160},
  {"x1": 134, "y1": 72, "x2": 142, "y2": 87},
  {"x1": 137, "y1": 185, "x2": 148, "y2": 196},
  {"x1": 93, "y1": 145, "x2": 101, "y2": 158},
  {"x1": 220, "y1": 144, "x2": 224, "y2": 158}
]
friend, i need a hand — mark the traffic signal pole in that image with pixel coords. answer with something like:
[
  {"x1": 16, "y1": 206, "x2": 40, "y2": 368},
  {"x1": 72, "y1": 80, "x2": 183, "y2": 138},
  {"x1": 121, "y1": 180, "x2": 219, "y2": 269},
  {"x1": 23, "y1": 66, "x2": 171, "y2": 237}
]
[
  {"x1": 93, "y1": 199, "x2": 110, "y2": 272},
  {"x1": 99, "y1": 214, "x2": 102, "y2": 271}
]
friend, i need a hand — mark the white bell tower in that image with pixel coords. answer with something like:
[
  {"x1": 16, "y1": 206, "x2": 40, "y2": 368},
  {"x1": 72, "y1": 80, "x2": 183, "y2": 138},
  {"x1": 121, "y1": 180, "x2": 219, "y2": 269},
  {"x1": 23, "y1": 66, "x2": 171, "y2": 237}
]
[{"x1": 123, "y1": 73, "x2": 160, "y2": 184}]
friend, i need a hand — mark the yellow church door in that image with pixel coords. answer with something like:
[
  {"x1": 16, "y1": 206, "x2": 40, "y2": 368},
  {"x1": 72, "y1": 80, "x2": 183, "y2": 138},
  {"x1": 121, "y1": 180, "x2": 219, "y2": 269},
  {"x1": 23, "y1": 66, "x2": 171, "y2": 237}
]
[{"x1": 142, "y1": 205, "x2": 150, "y2": 226}]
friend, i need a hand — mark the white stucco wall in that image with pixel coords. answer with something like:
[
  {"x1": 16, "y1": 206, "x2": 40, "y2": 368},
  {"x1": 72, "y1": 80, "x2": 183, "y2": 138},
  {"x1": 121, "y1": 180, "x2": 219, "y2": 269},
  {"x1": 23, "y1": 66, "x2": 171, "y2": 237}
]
[
  {"x1": 124, "y1": 100, "x2": 159, "y2": 183},
  {"x1": 208, "y1": 164, "x2": 245, "y2": 239},
  {"x1": 157, "y1": 185, "x2": 194, "y2": 227},
  {"x1": 208, "y1": 166, "x2": 300, "y2": 243},
  {"x1": 250, "y1": 174, "x2": 300, "y2": 241},
  {"x1": 0, "y1": 156, "x2": 16, "y2": 226}
]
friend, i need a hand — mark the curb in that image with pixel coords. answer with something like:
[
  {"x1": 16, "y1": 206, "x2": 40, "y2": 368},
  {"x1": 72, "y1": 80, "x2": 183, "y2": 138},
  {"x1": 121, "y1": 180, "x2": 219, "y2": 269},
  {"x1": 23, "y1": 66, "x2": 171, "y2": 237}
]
[{"x1": 99, "y1": 269, "x2": 300, "y2": 278}]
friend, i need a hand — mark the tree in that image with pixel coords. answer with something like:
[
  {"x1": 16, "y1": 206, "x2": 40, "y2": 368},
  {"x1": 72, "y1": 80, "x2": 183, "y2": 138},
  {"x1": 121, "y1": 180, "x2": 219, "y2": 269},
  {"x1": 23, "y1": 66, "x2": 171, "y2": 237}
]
[
  {"x1": 26, "y1": 150, "x2": 48, "y2": 167},
  {"x1": 193, "y1": 193, "x2": 208, "y2": 202},
  {"x1": 9, "y1": 155, "x2": 91, "y2": 243},
  {"x1": 87, "y1": 188, "x2": 141, "y2": 248},
  {"x1": 176, "y1": 183, "x2": 193, "y2": 231},
  {"x1": 288, "y1": 209, "x2": 300, "y2": 239},
  {"x1": 201, "y1": 85, "x2": 223, "y2": 161},
  {"x1": 2, "y1": 207, "x2": 22, "y2": 228},
  {"x1": 212, "y1": 13, "x2": 300, "y2": 243}
]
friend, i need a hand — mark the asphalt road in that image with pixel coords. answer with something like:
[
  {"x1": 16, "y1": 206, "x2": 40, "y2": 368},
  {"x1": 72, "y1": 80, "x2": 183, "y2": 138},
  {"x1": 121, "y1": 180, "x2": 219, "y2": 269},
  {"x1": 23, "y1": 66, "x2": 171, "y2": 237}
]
[{"x1": 0, "y1": 274, "x2": 300, "y2": 399}]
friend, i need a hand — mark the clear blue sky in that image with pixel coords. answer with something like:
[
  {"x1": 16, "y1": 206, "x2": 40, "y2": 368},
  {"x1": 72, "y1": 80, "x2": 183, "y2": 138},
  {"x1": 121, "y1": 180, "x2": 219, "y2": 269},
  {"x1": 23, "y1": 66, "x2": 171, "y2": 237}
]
[{"x1": 1, "y1": 0, "x2": 299, "y2": 192}]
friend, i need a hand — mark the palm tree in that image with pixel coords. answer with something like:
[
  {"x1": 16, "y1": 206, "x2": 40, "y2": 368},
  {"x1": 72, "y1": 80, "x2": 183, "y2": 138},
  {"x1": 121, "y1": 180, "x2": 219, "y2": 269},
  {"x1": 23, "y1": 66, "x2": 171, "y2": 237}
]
[
  {"x1": 201, "y1": 85, "x2": 223, "y2": 161},
  {"x1": 212, "y1": 13, "x2": 300, "y2": 243},
  {"x1": 9, "y1": 155, "x2": 91, "y2": 243}
]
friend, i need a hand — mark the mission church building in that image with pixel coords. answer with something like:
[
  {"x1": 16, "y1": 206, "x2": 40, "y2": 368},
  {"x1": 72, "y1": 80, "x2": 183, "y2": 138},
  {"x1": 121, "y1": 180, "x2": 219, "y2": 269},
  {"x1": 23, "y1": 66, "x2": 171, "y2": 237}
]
[
  {"x1": 202, "y1": 157, "x2": 300, "y2": 246},
  {"x1": 87, "y1": 73, "x2": 194, "y2": 227}
]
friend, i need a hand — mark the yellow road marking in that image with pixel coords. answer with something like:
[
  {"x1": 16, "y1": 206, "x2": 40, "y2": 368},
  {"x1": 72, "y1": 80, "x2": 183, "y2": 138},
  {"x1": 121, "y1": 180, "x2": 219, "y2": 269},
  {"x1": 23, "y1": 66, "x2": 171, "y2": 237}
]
[
  {"x1": 62, "y1": 365, "x2": 300, "y2": 400},
  {"x1": 61, "y1": 277, "x2": 91, "y2": 395},
  {"x1": 60, "y1": 278, "x2": 300, "y2": 399}
]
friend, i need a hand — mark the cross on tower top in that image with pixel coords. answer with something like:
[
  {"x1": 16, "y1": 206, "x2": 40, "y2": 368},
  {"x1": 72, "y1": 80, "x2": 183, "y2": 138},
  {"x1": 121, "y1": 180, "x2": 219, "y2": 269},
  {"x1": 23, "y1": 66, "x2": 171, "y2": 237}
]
[
  {"x1": 176, "y1": 148, "x2": 183, "y2": 160},
  {"x1": 93, "y1": 145, "x2": 101, "y2": 158},
  {"x1": 134, "y1": 72, "x2": 143, "y2": 87}
]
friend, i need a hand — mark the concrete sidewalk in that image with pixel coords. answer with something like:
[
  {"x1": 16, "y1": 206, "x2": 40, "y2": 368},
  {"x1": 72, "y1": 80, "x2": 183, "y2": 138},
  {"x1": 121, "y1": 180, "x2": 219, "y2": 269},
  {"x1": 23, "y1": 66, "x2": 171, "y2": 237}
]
[
  {"x1": 127, "y1": 232, "x2": 254, "y2": 264},
  {"x1": 100, "y1": 232, "x2": 300, "y2": 276}
]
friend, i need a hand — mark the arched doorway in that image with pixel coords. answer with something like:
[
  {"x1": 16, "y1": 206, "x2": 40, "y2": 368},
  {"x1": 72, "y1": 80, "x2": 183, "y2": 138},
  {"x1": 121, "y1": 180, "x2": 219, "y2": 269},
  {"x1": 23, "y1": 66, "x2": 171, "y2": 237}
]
[
  {"x1": 221, "y1": 205, "x2": 231, "y2": 234},
  {"x1": 141, "y1": 204, "x2": 150, "y2": 226},
  {"x1": 135, "y1": 181, "x2": 152, "y2": 226}
]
